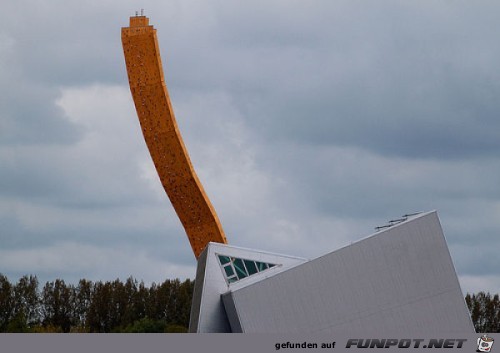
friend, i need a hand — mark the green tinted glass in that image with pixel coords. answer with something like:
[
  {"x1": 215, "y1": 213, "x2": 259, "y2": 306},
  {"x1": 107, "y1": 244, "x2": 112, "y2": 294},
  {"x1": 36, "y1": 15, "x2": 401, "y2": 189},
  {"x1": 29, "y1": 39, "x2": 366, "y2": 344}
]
[
  {"x1": 244, "y1": 260, "x2": 258, "y2": 275},
  {"x1": 224, "y1": 265, "x2": 235, "y2": 277},
  {"x1": 233, "y1": 258, "x2": 248, "y2": 279},
  {"x1": 255, "y1": 261, "x2": 267, "y2": 271},
  {"x1": 218, "y1": 255, "x2": 231, "y2": 265},
  {"x1": 218, "y1": 254, "x2": 278, "y2": 284}
]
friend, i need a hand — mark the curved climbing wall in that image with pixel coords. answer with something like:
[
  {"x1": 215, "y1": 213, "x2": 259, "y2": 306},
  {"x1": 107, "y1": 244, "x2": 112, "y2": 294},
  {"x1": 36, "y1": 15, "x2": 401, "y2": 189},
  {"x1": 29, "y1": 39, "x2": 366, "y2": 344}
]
[{"x1": 121, "y1": 16, "x2": 227, "y2": 258}]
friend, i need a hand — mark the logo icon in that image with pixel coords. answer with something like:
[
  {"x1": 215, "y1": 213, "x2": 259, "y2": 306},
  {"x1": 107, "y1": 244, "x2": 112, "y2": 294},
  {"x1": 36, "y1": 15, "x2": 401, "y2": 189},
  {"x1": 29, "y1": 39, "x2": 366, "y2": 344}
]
[{"x1": 477, "y1": 335, "x2": 494, "y2": 352}]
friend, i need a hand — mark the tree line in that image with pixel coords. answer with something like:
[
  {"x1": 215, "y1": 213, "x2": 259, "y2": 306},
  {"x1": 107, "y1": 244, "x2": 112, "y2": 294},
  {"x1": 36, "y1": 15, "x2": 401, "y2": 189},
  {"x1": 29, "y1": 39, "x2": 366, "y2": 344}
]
[
  {"x1": 466, "y1": 292, "x2": 500, "y2": 333},
  {"x1": 1, "y1": 274, "x2": 499, "y2": 333},
  {"x1": 0, "y1": 274, "x2": 193, "y2": 332}
]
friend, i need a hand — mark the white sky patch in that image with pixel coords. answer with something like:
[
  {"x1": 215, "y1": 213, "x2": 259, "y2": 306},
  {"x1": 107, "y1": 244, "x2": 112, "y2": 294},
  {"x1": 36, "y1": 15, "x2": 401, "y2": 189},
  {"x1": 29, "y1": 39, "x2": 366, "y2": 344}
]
[
  {"x1": 0, "y1": 242, "x2": 195, "y2": 285},
  {"x1": 0, "y1": 84, "x2": 193, "y2": 282},
  {"x1": 460, "y1": 275, "x2": 500, "y2": 295},
  {"x1": 52, "y1": 84, "x2": 160, "y2": 204},
  {"x1": 138, "y1": 160, "x2": 168, "y2": 203},
  {"x1": 55, "y1": 84, "x2": 138, "y2": 144},
  {"x1": 173, "y1": 90, "x2": 279, "y2": 241}
]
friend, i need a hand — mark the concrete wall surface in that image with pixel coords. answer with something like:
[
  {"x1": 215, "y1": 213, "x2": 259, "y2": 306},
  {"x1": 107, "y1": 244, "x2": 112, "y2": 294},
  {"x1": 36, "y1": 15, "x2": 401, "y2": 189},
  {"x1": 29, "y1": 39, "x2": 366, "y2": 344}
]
[{"x1": 222, "y1": 212, "x2": 474, "y2": 333}]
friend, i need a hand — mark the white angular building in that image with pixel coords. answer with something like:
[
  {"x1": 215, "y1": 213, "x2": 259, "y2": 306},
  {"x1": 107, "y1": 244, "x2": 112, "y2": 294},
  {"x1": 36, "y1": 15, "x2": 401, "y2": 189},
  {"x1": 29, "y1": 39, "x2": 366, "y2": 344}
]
[{"x1": 189, "y1": 211, "x2": 474, "y2": 333}]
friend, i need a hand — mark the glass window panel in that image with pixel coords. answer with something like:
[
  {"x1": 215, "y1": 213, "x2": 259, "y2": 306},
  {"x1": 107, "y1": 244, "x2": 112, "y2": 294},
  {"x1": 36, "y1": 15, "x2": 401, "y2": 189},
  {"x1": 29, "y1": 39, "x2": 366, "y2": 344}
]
[
  {"x1": 244, "y1": 260, "x2": 258, "y2": 275},
  {"x1": 255, "y1": 261, "x2": 267, "y2": 271},
  {"x1": 233, "y1": 258, "x2": 248, "y2": 279},
  {"x1": 218, "y1": 254, "x2": 279, "y2": 284},
  {"x1": 224, "y1": 264, "x2": 235, "y2": 277},
  {"x1": 236, "y1": 272, "x2": 247, "y2": 280}
]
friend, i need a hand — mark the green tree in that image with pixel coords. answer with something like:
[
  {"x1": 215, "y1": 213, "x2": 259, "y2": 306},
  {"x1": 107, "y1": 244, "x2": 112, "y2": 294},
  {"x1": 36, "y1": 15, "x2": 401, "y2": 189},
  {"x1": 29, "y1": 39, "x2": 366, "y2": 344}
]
[
  {"x1": 174, "y1": 279, "x2": 194, "y2": 327},
  {"x1": 165, "y1": 324, "x2": 188, "y2": 333},
  {"x1": 73, "y1": 279, "x2": 93, "y2": 330},
  {"x1": 117, "y1": 317, "x2": 167, "y2": 333},
  {"x1": 134, "y1": 281, "x2": 149, "y2": 320},
  {"x1": 41, "y1": 279, "x2": 73, "y2": 332},
  {"x1": 0, "y1": 274, "x2": 195, "y2": 333},
  {"x1": 13, "y1": 275, "x2": 40, "y2": 329},
  {"x1": 109, "y1": 279, "x2": 127, "y2": 329},
  {"x1": 6, "y1": 311, "x2": 30, "y2": 332},
  {"x1": 0, "y1": 274, "x2": 14, "y2": 331},
  {"x1": 87, "y1": 281, "x2": 113, "y2": 332},
  {"x1": 120, "y1": 277, "x2": 139, "y2": 327},
  {"x1": 485, "y1": 293, "x2": 500, "y2": 332},
  {"x1": 466, "y1": 292, "x2": 500, "y2": 333},
  {"x1": 151, "y1": 279, "x2": 172, "y2": 322}
]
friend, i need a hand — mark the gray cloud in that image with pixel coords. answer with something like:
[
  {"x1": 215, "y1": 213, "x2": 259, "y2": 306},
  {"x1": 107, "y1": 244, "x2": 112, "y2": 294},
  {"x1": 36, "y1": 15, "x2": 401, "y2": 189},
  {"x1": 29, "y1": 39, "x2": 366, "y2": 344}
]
[
  {"x1": 0, "y1": 1, "x2": 499, "y2": 292},
  {"x1": 159, "y1": 1, "x2": 500, "y2": 159}
]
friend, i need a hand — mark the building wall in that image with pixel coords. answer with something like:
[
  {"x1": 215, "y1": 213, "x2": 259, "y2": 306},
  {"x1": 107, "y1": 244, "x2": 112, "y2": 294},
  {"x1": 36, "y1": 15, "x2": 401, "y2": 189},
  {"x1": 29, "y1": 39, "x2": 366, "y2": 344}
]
[
  {"x1": 222, "y1": 212, "x2": 474, "y2": 333},
  {"x1": 189, "y1": 242, "x2": 307, "y2": 332}
]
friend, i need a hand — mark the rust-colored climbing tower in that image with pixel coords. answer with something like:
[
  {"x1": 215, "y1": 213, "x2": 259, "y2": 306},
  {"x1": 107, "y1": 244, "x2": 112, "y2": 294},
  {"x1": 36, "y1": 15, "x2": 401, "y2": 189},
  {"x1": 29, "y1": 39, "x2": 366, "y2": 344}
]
[{"x1": 121, "y1": 15, "x2": 227, "y2": 258}]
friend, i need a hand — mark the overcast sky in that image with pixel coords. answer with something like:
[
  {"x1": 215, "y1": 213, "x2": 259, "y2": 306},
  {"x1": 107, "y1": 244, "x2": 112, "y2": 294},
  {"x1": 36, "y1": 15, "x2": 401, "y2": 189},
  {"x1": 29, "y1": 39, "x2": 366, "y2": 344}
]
[{"x1": 1, "y1": 1, "x2": 499, "y2": 294}]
